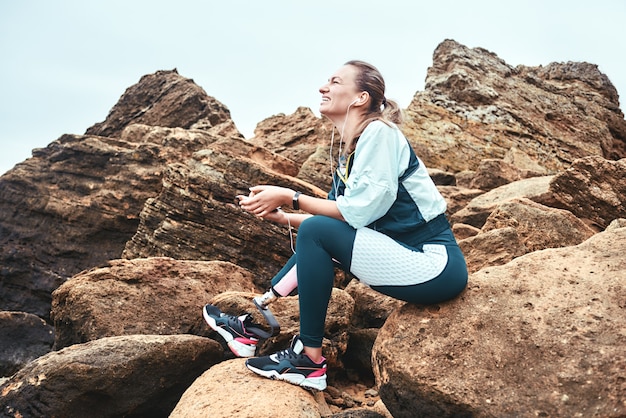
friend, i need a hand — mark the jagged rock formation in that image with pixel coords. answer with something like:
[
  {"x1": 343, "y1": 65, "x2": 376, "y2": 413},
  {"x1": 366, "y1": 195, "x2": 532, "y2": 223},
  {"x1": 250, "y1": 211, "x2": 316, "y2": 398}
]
[
  {"x1": 402, "y1": 39, "x2": 626, "y2": 173},
  {"x1": 85, "y1": 69, "x2": 242, "y2": 139},
  {"x1": 1, "y1": 40, "x2": 625, "y2": 417},
  {"x1": 0, "y1": 72, "x2": 241, "y2": 319},
  {"x1": 250, "y1": 106, "x2": 336, "y2": 189},
  {"x1": 119, "y1": 134, "x2": 325, "y2": 287}
]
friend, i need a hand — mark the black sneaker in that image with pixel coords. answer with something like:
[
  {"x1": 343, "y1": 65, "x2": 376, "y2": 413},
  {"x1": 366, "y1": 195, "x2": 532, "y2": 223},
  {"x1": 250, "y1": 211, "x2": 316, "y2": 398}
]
[
  {"x1": 245, "y1": 335, "x2": 327, "y2": 390},
  {"x1": 202, "y1": 304, "x2": 260, "y2": 357}
]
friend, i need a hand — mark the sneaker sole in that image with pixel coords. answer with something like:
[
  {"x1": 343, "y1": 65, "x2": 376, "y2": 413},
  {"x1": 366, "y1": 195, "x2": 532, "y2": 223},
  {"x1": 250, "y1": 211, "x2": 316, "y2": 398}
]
[
  {"x1": 245, "y1": 362, "x2": 327, "y2": 391},
  {"x1": 203, "y1": 308, "x2": 257, "y2": 357}
]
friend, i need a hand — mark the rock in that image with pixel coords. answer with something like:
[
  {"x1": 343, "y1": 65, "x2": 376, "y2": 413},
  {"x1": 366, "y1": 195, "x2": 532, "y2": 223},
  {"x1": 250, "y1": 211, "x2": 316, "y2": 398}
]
[
  {"x1": 450, "y1": 223, "x2": 480, "y2": 240},
  {"x1": 0, "y1": 311, "x2": 54, "y2": 377},
  {"x1": 50, "y1": 258, "x2": 257, "y2": 349},
  {"x1": 481, "y1": 198, "x2": 596, "y2": 252},
  {"x1": 0, "y1": 72, "x2": 239, "y2": 319},
  {"x1": 340, "y1": 281, "x2": 404, "y2": 382},
  {"x1": 344, "y1": 280, "x2": 403, "y2": 329},
  {"x1": 170, "y1": 358, "x2": 321, "y2": 418},
  {"x1": 250, "y1": 107, "x2": 335, "y2": 189},
  {"x1": 455, "y1": 170, "x2": 476, "y2": 188},
  {"x1": 0, "y1": 334, "x2": 223, "y2": 418},
  {"x1": 549, "y1": 155, "x2": 626, "y2": 229},
  {"x1": 459, "y1": 197, "x2": 597, "y2": 273},
  {"x1": 343, "y1": 328, "x2": 379, "y2": 382},
  {"x1": 0, "y1": 133, "x2": 163, "y2": 318},
  {"x1": 401, "y1": 39, "x2": 626, "y2": 173},
  {"x1": 450, "y1": 175, "x2": 555, "y2": 228},
  {"x1": 85, "y1": 69, "x2": 240, "y2": 139},
  {"x1": 437, "y1": 185, "x2": 484, "y2": 218},
  {"x1": 427, "y1": 168, "x2": 457, "y2": 186},
  {"x1": 372, "y1": 226, "x2": 626, "y2": 417},
  {"x1": 330, "y1": 410, "x2": 388, "y2": 418},
  {"x1": 459, "y1": 226, "x2": 528, "y2": 273},
  {"x1": 468, "y1": 158, "x2": 545, "y2": 191},
  {"x1": 606, "y1": 218, "x2": 626, "y2": 230}
]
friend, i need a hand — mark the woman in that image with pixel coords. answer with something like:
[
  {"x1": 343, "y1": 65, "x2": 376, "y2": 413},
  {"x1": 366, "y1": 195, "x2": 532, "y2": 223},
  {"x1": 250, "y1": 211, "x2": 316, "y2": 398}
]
[{"x1": 203, "y1": 60, "x2": 468, "y2": 391}]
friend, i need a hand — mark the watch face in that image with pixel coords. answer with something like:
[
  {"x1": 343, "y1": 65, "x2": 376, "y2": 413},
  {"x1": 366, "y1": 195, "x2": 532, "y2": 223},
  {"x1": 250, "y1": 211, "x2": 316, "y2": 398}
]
[{"x1": 293, "y1": 192, "x2": 301, "y2": 210}]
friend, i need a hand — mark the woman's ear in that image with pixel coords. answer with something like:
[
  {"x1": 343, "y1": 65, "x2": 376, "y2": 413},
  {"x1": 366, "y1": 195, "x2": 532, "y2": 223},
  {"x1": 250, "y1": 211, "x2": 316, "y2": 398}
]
[{"x1": 355, "y1": 92, "x2": 370, "y2": 106}]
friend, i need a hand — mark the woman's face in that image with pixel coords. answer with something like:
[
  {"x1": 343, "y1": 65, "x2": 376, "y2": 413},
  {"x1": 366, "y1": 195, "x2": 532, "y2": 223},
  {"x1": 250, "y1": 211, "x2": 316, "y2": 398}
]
[{"x1": 319, "y1": 65, "x2": 362, "y2": 119}]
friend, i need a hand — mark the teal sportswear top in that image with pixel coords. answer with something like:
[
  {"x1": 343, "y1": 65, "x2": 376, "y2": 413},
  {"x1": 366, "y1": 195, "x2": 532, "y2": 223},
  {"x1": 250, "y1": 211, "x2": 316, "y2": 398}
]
[{"x1": 328, "y1": 120, "x2": 448, "y2": 247}]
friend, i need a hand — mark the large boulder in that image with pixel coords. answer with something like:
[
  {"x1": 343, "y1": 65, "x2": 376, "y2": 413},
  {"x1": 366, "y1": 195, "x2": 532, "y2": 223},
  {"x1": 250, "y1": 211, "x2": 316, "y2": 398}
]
[
  {"x1": 372, "y1": 224, "x2": 626, "y2": 417},
  {"x1": 50, "y1": 258, "x2": 257, "y2": 349},
  {"x1": 170, "y1": 358, "x2": 322, "y2": 418},
  {"x1": 249, "y1": 106, "x2": 335, "y2": 190},
  {"x1": 0, "y1": 334, "x2": 223, "y2": 418},
  {"x1": 460, "y1": 197, "x2": 596, "y2": 273},
  {"x1": 450, "y1": 175, "x2": 555, "y2": 228}
]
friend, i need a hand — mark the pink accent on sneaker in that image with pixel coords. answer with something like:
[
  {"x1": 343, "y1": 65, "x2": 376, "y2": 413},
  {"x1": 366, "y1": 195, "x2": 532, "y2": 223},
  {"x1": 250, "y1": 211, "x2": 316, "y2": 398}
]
[
  {"x1": 273, "y1": 264, "x2": 298, "y2": 296},
  {"x1": 307, "y1": 367, "x2": 327, "y2": 378},
  {"x1": 234, "y1": 337, "x2": 258, "y2": 345}
]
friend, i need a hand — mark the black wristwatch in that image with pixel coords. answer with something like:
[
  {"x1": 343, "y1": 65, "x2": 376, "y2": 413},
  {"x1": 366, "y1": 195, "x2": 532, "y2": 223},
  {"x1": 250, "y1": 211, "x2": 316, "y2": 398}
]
[{"x1": 292, "y1": 191, "x2": 302, "y2": 210}]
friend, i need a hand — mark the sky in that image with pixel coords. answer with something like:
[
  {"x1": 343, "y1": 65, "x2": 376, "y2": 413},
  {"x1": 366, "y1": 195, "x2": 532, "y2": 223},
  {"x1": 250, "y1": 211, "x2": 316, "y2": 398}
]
[{"x1": 1, "y1": 0, "x2": 625, "y2": 175}]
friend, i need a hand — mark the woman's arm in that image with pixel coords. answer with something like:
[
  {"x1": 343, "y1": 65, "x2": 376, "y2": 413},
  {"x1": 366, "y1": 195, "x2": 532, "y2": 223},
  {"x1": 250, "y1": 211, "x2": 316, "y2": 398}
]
[{"x1": 238, "y1": 185, "x2": 344, "y2": 224}]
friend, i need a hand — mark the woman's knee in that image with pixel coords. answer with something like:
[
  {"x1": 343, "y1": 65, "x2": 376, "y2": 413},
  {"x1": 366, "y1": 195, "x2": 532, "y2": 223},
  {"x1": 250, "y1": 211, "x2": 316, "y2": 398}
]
[
  {"x1": 298, "y1": 216, "x2": 344, "y2": 240},
  {"x1": 296, "y1": 216, "x2": 356, "y2": 265}
]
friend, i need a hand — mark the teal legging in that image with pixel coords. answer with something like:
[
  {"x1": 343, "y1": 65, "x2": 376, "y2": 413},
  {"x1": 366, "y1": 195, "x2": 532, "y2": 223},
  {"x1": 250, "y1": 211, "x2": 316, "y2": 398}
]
[{"x1": 270, "y1": 215, "x2": 468, "y2": 348}]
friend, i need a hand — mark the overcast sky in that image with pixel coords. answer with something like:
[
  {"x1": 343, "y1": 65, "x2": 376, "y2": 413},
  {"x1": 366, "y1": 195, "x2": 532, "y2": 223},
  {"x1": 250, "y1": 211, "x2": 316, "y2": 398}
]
[{"x1": 1, "y1": 0, "x2": 625, "y2": 175}]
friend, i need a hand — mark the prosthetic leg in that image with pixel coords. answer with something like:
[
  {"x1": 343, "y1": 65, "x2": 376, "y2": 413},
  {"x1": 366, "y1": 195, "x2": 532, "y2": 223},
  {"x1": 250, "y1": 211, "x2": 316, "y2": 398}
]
[{"x1": 252, "y1": 288, "x2": 281, "y2": 338}]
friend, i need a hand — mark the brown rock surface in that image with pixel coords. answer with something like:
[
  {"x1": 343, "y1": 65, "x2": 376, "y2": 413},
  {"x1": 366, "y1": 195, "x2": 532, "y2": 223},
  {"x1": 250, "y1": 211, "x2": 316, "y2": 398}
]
[
  {"x1": 402, "y1": 39, "x2": 626, "y2": 173},
  {"x1": 449, "y1": 175, "x2": 555, "y2": 228},
  {"x1": 459, "y1": 197, "x2": 597, "y2": 273},
  {"x1": 170, "y1": 359, "x2": 321, "y2": 418},
  {"x1": 468, "y1": 158, "x2": 546, "y2": 191},
  {"x1": 85, "y1": 69, "x2": 240, "y2": 139},
  {"x1": 0, "y1": 334, "x2": 223, "y2": 418},
  {"x1": 0, "y1": 71, "x2": 241, "y2": 319},
  {"x1": 250, "y1": 107, "x2": 335, "y2": 188},
  {"x1": 481, "y1": 198, "x2": 596, "y2": 251},
  {"x1": 121, "y1": 140, "x2": 326, "y2": 289},
  {"x1": 0, "y1": 312, "x2": 54, "y2": 376},
  {"x1": 50, "y1": 258, "x2": 257, "y2": 349},
  {"x1": 549, "y1": 155, "x2": 626, "y2": 229},
  {"x1": 372, "y1": 225, "x2": 626, "y2": 417}
]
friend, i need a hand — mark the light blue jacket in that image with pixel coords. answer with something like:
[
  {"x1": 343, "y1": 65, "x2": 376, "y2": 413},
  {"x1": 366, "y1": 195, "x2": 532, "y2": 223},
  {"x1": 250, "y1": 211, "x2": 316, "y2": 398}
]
[{"x1": 328, "y1": 120, "x2": 448, "y2": 247}]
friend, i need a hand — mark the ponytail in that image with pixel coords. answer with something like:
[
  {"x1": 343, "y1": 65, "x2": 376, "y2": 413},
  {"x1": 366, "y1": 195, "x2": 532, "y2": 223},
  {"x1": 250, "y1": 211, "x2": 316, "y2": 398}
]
[{"x1": 381, "y1": 98, "x2": 403, "y2": 126}]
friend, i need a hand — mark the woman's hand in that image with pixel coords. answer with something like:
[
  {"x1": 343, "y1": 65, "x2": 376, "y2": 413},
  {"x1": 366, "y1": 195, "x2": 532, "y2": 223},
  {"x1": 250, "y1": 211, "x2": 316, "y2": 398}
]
[{"x1": 237, "y1": 185, "x2": 293, "y2": 218}]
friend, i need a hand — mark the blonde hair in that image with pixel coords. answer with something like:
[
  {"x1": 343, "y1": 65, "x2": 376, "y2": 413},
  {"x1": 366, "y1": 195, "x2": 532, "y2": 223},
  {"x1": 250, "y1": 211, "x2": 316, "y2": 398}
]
[{"x1": 343, "y1": 60, "x2": 403, "y2": 154}]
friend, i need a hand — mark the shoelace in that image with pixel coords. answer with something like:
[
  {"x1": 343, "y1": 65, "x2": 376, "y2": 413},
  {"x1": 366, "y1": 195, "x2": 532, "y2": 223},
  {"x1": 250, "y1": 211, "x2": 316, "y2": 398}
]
[{"x1": 274, "y1": 347, "x2": 298, "y2": 360}]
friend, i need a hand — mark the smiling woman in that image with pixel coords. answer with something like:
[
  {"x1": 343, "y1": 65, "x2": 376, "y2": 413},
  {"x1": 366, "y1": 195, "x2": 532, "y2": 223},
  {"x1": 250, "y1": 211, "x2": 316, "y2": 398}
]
[{"x1": 202, "y1": 60, "x2": 469, "y2": 392}]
